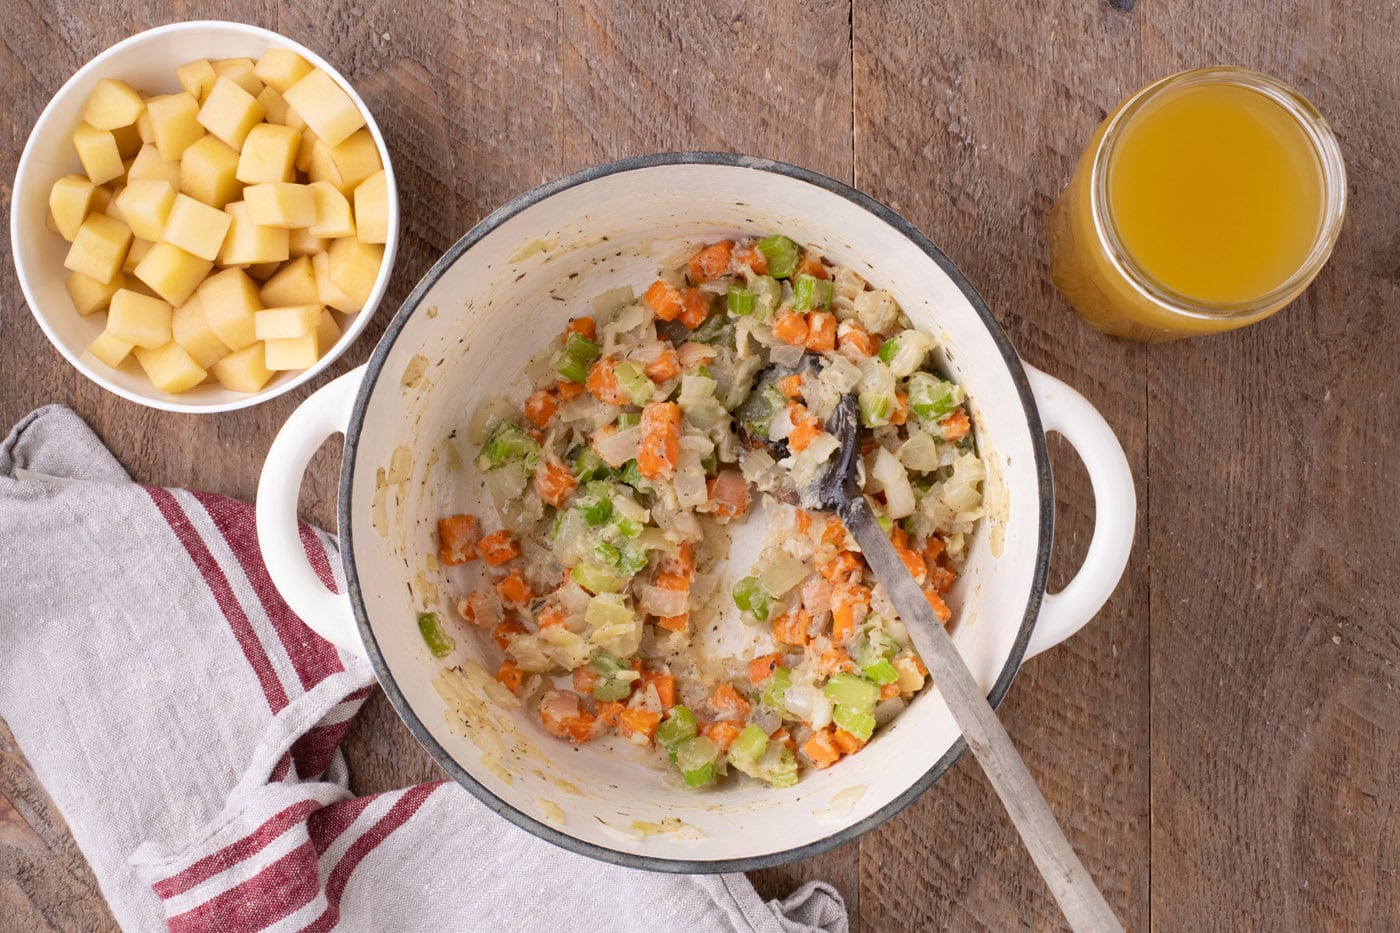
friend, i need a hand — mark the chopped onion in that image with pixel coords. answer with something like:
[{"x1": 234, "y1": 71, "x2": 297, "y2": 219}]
[
  {"x1": 898, "y1": 432, "x2": 942, "y2": 472},
  {"x1": 769, "y1": 344, "x2": 804, "y2": 368},
  {"x1": 594, "y1": 426, "x2": 640, "y2": 467},
  {"x1": 469, "y1": 396, "x2": 519, "y2": 444},
  {"x1": 676, "y1": 342, "x2": 717, "y2": 367},
  {"x1": 872, "y1": 447, "x2": 916, "y2": 519},
  {"x1": 638, "y1": 585, "x2": 688, "y2": 617},
  {"x1": 757, "y1": 549, "x2": 811, "y2": 596},
  {"x1": 874, "y1": 697, "x2": 906, "y2": 727},
  {"x1": 485, "y1": 465, "x2": 527, "y2": 506}
]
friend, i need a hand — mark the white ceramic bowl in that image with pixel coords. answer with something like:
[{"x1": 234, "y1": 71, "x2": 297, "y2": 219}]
[
  {"x1": 256, "y1": 155, "x2": 1135, "y2": 871},
  {"x1": 10, "y1": 21, "x2": 399, "y2": 413}
]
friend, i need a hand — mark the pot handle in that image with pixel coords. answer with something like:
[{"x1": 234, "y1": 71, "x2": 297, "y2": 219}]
[
  {"x1": 1021, "y1": 364, "x2": 1136, "y2": 659},
  {"x1": 256, "y1": 366, "x2": 367, "y2": 658}
]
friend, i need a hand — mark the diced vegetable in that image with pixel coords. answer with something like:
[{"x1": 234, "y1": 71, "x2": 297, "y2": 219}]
[
  {"x1": 761, "y1": 666, "x2": 792, "y2": 713},
  {"x1": 479, "y1": 420, "x2": 540, "y2": 471},
  {"x1": 824, "y1": 673, "x2": 880, "y2": 711},
  {"x1": 613, "y1": 360, "x2": 653, "y2": 405},
  {"x1": 554, "y1": 332, "x2": 601, "y2": 383},
  {"x1": 417, "y1": 611, "x2": 455, "y2": 658},
  {"x1": 731, "y1": 575, "x2": 771, "y2": 622},
  {"x1": 833, "y1": 705, "x2": 876, "y2": 741},
  {"x1": 675, "y1": 736, "x2": 720, "y2": 786},
  {"x1": 756, "y1": 235, "x2": 800, "y2": 278},
  {"x1": 727, "y1": 284, "x2": 756, "y2": 317},
  {"x1": 656, "y1": 705, "x2": 698, "y2": 750},
  {"x1": 792, "y1": 274, "x2": 834, "y2": 311},
  {"x1": 749, "y1": 275, "x2": 782, "y2": 321},
  {"x1": 572, "y1": 562, "x2": 627, "y2": 593}
]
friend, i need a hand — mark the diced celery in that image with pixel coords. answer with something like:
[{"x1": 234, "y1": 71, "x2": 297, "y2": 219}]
[
  {"x1": 553, "y1": 354, "x2": 589, "y2": 384},
  {"x1": 580, "y1": 496, "x2": 613, "y2": 526},
  {"x1": 676, "y1": 735, "x2": 719, "y2": 772},
  {"x1": 792, "y1": 274, "x2": 834, "y2": 311},
  {"x1": 585, "y1": 593, "x2": 634, "y2": 628},
  {"x1": 480, "y1": 421, "x2": 540, "y2": 468},
  {"x1": 613, "y1": 540, "x2": 649, "y2": 576},
  {"x1": 614, "y1": 515, "x2": 642, "y2": 538},
  {"x1": 823, "y1": 673, "x2": 880, "y2": 711},
  {"x1": 572, "y1": 563, "x2": 627, "y2": 594},
  {"x1": 833, "y1": 705, "x2": 876, "y2": 741},
  {"x1": 416, "y1": 612, "x2": 455, "y2": 658},
  {"x1": 727, "y1": 285, "x2": 756, "y2": 317},
  {"x1": 761, "y1": 666, "x2": 792, "y2": 712},
  {"x1": 759, "y1": 745, "x2": 799, "y2": 788},
  {"x1": 573, "y1": 448, "x2": 612, "y2": 482},
  {"x1": 589, "y1": 651, "x2": 627, "y2": 675},
  {"x1": 862, "y1": 659, "x2": 899, "y2": 685},
  {"x1": 613, "y1": 361, "x2": 653, "y2": 405},
  {"x1": 731, "y1": 575, "x2": 771, "y2": 622},
  {"x1": 877, "y1": 337, "x2": 900, "y2": 364},
  {"x1": 728, "y1": 723, "x2": 769, "y2": 768},
  {"x1": 564, "y1": 332, "x2": 601, "y2": 364},
  {"x1": 682, "y1": 763, "x2": 716, "y2": 787},
  {"x1": 657, "y1": 705, "x2": 698, "y2": 749},
  {"x1": 907, "y1": 372, "x2": 960, "y2": 419},
  {"x1": 858, "y1": 391, "x2": 891, "y2": 428},
  {"x1": 749, "y1": 276, "x2": 782, "y2": 322},
  {"x1": 593, "y1": 540, "x2": 620, "y2": 566},
  {"x1": 619, "y1": 459, "x2": 649, "y2": 490},
  {"x1": 876, "y1": 514, "x2": 893, "y2": 533},
  {"x1": 756, "y1": 235, "x2": 800, "y2": 278},
  {"x1": 616, "y1": 411, "x2": 641, "y2": 429},
  {"x1": 593, "y1": 678, "x2": 633, "y2": 701}
]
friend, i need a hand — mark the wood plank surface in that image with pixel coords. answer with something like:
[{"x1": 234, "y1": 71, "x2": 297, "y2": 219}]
[{"x1": 0, "y1": 0, "x2": 1396, "y2": 930}]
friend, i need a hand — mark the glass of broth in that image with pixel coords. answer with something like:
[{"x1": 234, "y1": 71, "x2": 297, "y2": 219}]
[{"x1": 1049, "y1": 67, "x2": 1346, "y2": 341}]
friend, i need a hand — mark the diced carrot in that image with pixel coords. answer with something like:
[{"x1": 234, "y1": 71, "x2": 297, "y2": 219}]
[
  {"x1": 637, "y1": 402, "x2": 681, "y2": 480},
  {"x1": 925, "y1": 588, "x2": 953, "y2": 624},
  {"x1": 496, "y1": 570, "x2": 533, "y2": 606},
  {"x1": 787, "y1": 414, "x2": 823, "y2": 453},
  {"x1": 820, "y1": 551, "x2": 860, "y2": 582},
  {"x1": 676, "y1": 341, "x2": 717, "y2": 368},
  {"x1": 556, "y1": 379, "x2": 585, "y2": 401},
  {"x1": 796, "y1": 510, "x2": 813, "y2": 534},
  {"x1": 643, "y1": 279, "x2": 683, "y2": 321},
  {"x1": 772, "y1": 311, "x2": 809, "y2": 346},
  {"x1": 477, "y1": 530, "x2": 521, "y2": 567},
  {"x1": 890, "y1": 391, "x2": 909, "y2": 426},
  {"x1": 572, "y1": 665, "x2": 600, "y2": 694},
  {"x1": 492, "y1": 618, "x2": 526, "y2": 650},
  {"x1": 772, "y1": 608, "x2": 812, "y2": 647},
  {"x1": 565, "y1": 316, "x2": 597, "y2": 340},
  {"x1": 922, "y1": 535, "x2": 946, "y2": 564},
  {"x1": 536, "y1": 603, "x2": 569, "y2": 628},
  {"x1": 597, "y1": 700, "x2": 626, "y2": 728},
  {"x1": 797, "y1": 253, "x2": 829, "y2": 279},
  {"x1": 928, "y1": 562, "x2": 957, "y2": 594},
  {"x1": 831, "y1": 582, "x2": 871, "y2": 642},
  {"x1": 734, "y1": 245, "x2": 768, "y2": 275},
  {"x1": 655, "y1": 570, "x2": 690, "y2": 593},
  {"x1": 777, "y1": 374, "x2": 804, "y2": 399},
  {"x1": 701, "y1": 720, "x2": 743, "y2": 753},
  {"x1": 585, "y1": 357, "x2": 631, "y2": 406},
  {"x1": 805, "y1": 312, "x2": 836, "y2": 352},
  {"x1": 890, "y1": 526, "x2": 908, "y2": 549},
  {"x1": 940, "y1": 409, "x2": 971, "y2": 443},
  {"x1": 540, "y1": 692, "x2": 596, "y2": 743},
  {"x1": 619, "y1": 708, "x2": 663, "y2": 743},
  {"x1": 821, "y1": 517, "x2": 847, "y2": 547},
  {"x1": 837, "y1": 323, "x2": 874, "y2": 358},
  {"x1": 644, "y1": 349, "x2": 681, "y2": 382},
  {"x1": 437, "y1": 514, "x2": 480, "y2": 566},
  {"x1": 655, "y1": 613, "x2": 689, "y2": 633},
  {"x1": 770, "y1": 726, "x2": 797, "y2": 752},
  {"x1": 565, "y1": 715, "x2": 599, "y2": 743},
  {"x1": 659, "y1": 541, "x2": 695, "y2": 578},
  {"x1": 894, "y1": 545, "x2": 927, "y2": 585},
  {"x1": 524, "y1": 387, "x2": 558, "y2": 428},
  {"x1": 817, "y1": 646, "x2": 854, "y2": 676},
  {"x1": 679, "y1": 287, "x2": 709, "y2": 329},
  {"x1": 458, "y1": 590, "x2": 502, "y2": 628},
  {"x1": 496, "y1": 659, "x2": 524, "y2": 693},
  {"x1": 833, "y1": 728, "x2": 866, "y2": 755},
  {"x1": 860, "y1": 434, "x2": 879, "y2": 457},
  {"x1": 879, "y1": 682, "x2": 901, "y2": 701},
  {"x1": 749, "y1": 653, "x2": 784, "y2": 684},
  {"x1": 688, "y1": 240, "x2": 734, "y2": 283},
  {"x1": 710, "y1": 683, "x2": 753, "y2": 720},
  {"x1": 801, "y1": 727, "x2": 842, "y2": 768},
  {"x1": 640, "y1": 669, "x2": 676, "y2": 708},
  {"x1": 532, "y1": 458, "x2": 578, "y2": 509},
  {"x1": 704, "y1": 469, "x2": 751, "y2": 518}
]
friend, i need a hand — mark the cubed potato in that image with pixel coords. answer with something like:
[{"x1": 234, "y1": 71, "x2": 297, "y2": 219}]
[
  {"x1": 90, "y1": 184, "x2": 115, "y2": 213},
  {"x1": 254, "y1": 304, "x2": 321, "y2": 340},
  {"x1": 245, "y1": 261, "x2": 281, "y2": 282},
  {"x1": 211, "y1": 343, "x2": 273, "y2": 393},
  {"x1": 326, "y1": 129, "x2": 381, "y2": 195},
  {"x1": 122, "y1": 238, "x2": 153, "y2": 275},
  {"x1": 264, "y1": 331, "x2": 319, "y2": 370},
  {"x1": 127, "y1": 144, "x2": 181, "y2": 187},
  {"x1": 102, "y1": 184, "x2": 129, "y2": 225},
  {"x1": 73, "y1": 123, "x2": 124, "y2": 185},
  {"x1": 308, "y1": 181, "x2": 355, "y2": 238},
  {"x1": 256, "y1": 86, "x2": 290, "y2": 125},
  {"x1": 295, "y1": 127, "x2": 318, "y2": 173},
  {"x1": 282, "y1": 68, "x2": 364, "y2": 147},
  {"x1": 283, "y1": 102, "x2": 307, "y2": 134},
  {"x1": 288, "y1": 226, "x2": 328, "y2": 257},
  {"x1": 315, "y1": 307, "x2": 342, "y2": 353},
  {"x1": 326, "y1": 237, "x2": 383, "y2": 313},
  {"x1": 244, "y1": 182, "x2": 315, "y2": 227},
  {"x1": 312, "y1": 249, "x2": 356, "y2": 313},
  {"x1": 112, "y1": 122, "x2": 144, "y2": 160},
  {"x1": 179, "y1": 135, "x2": 242, "y2": 208},
  {"x1": 196, "y1": 268, "x2": 262, "y2": 350},
  {"x1": 258, "y1": 255, "x2": 319, "y2": 306},
  {"x1": 134, "y1": 342, "x2": 207, "y2": 393},
  {"x1": 353, "y1": 170, "x2": 389, "y2": 244},
  {"x1": 254, "y1": 49, "x2": 313, "y2": 93},
  {"x1": 66, "y1": 270, "x2": 127, "y2": 316},
  {"x1": 49, "y1": 174, "x2": 96, "y2": 241},
  {"x1": 113, "y1": 178, "x2": 176, "y2": 241},
  {"x1": 88, "y1": 330, "x2": 135, "y2": 368},
  {"x1": 136, "y1": 108, "x2": 155, "y2": 143},
  {"x1": 107, "y1": 288, "x2": 173, "y2": 348},
  {"x1": 197, "y1": 77, "x2": 265, "y2": 149},
  {"x1": 176, "y1": 59, "x2": 218, "y2": 101},
  {"x1": 212, "y1": 57, "x2": 263, "y2": 96},
  {"x1": 172, "y1": 295, "x2": 231, "y2": 369},
  {"x1": 146, "y1": 92, "x2": 205, "y2": 161},
  {"x1": 163, "y1": 193, "x2": 232, "y2": 261},
  {"x1": 235, "y1": 123, "x2": 299, "y2": 184},
  {"x1": 134, "y1": 242, "x2": 212, "y2": 306},
  {"x1": 64, "y1": 213, "x2": 132, "y2": 283},
  {"x1": 220, "y1": 201, "x2": 291, "y2": 266},
  {"x1": 83, "y1": 78, "x2": 145, "y2": 130}
]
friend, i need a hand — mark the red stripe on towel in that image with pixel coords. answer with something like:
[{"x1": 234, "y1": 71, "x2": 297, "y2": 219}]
[
  {"x1": 145, "y1": 487, "x2": 288, "y2": 713},
  {"x1": 289, "y1": 722, "x2": 349, "y2": 782},
  {"x1": 165, "y1": 839, "x2": 322, "y2": 933},
  {"x1": 299, "y1": 522, "x2": 339, "y2": 592},
  {"x1": 190, "y1": 492, "x2": 345, "y2": 689},
  {"x1": 307, "y1": 794, "x2": 377, "y2": 856},
  {"x1": 152, "y1": 799, "x2": 322, "y2": 900}
]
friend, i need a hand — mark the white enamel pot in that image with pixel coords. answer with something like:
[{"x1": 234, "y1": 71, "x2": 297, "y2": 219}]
[{"x1": 256, "y1": 154, "x2": 1135, "y2": 872}]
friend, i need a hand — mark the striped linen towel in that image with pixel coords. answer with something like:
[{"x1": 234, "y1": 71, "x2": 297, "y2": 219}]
[{"x1": 0, "y1": 405, "x2": 847, "y2": 933}]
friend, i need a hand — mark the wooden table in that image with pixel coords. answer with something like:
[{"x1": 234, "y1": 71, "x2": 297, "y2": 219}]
[{"x1": 3, "y1": 1, "x2": 1397, "y2": 929}]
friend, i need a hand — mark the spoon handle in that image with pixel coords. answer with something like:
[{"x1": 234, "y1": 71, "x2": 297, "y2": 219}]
[{"x1": 840, "y1": 495, "x2": 1123, "y2": 933}]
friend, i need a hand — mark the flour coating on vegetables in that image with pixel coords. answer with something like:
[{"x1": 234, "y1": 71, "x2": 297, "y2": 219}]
[{"x1": 424, "y1": 234, "x2": 986, "y2": 788}]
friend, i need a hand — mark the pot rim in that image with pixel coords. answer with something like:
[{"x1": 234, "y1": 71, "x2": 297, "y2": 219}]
[{"x1": 337, "y1": 152, "x2": 1054, "y2": 873}]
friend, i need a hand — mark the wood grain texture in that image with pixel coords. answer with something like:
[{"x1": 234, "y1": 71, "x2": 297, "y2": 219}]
[{"x1": 1, "y1": 0, "x2": 1397, "y2": 930}]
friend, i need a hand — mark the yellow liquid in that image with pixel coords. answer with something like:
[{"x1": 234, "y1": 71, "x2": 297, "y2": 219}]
[{"x1": 1107, "y1": 83, "x2": 1324, "y2": 305}]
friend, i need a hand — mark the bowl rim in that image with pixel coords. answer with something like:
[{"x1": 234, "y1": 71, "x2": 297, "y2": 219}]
[
  {"x1": 9, "y1": 19, "x2": 399, "y2": 414},
  {"x1": 338, "y1": 152, "x2": 1055, "y2": 873}
]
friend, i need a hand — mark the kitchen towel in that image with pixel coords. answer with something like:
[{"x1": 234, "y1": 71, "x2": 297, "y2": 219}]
[{"x1": 0, "y1": 405, "x2": 847, "y2": 933}]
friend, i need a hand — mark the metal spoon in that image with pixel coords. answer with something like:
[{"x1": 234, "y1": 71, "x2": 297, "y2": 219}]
[{"x1": 812, "y1": 393, "x2": 1123, "y2": 933}]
